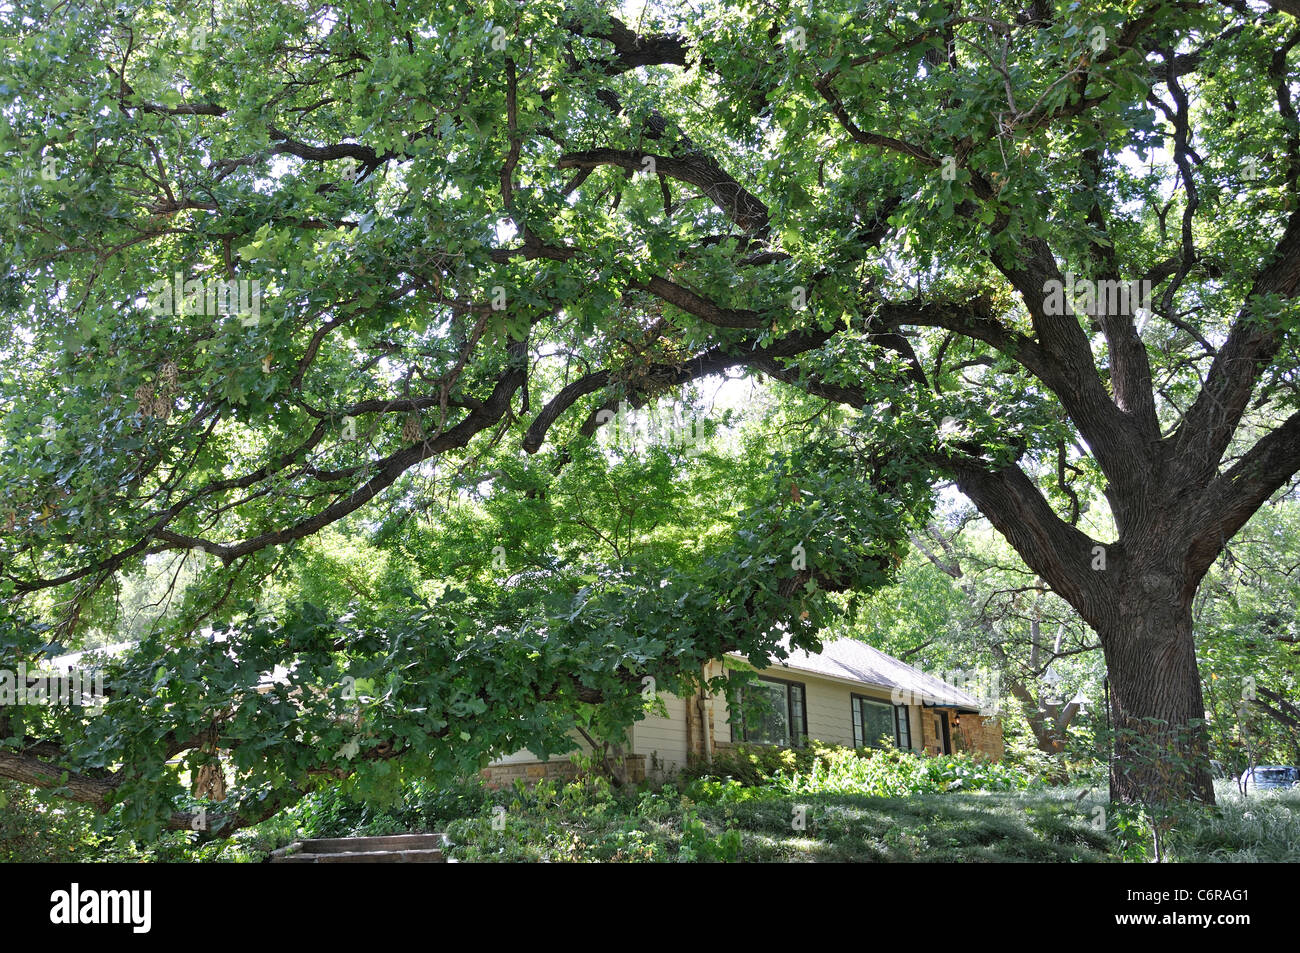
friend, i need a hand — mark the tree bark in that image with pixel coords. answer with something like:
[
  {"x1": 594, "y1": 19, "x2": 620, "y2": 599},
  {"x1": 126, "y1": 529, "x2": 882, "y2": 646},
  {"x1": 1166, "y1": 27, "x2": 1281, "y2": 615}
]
[
  {"x1": 1100, "y1": 570, "x2": 1214, "y2": 805},
  {"x1": 950, "y1": 455, "x2": 1223, "y2": 805}
]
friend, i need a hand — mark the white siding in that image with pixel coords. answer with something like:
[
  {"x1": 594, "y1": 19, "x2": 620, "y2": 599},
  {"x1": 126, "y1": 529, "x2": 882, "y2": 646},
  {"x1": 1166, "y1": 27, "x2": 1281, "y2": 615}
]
[
  {"x1": 802, "y1": 675, "x2": 856, "y2": 747},
  {"x1": 494, "y1": 667, "x2": 923, "y2": 772},
  {"x1": 488, "y1": 729, "x2": 591, "y2": 766},
  {"x1": 630, "y1": 691, "x2": 690, "y2": 771},
  {"x1": 907, "y1": 704, "x2": 923, "y2": 753}
]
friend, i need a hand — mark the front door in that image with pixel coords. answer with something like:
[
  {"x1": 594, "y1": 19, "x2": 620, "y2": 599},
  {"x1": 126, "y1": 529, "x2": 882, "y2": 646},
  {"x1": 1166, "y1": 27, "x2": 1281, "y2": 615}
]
[{"x1": 933, "y1": 711, "x2": 951, "y2": 754}]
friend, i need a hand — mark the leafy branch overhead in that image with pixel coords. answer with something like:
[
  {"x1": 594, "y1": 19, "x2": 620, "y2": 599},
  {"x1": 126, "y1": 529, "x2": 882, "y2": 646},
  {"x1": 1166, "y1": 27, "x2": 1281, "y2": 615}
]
[{"x1": 2, "y1": 0, "x2": 1300, "y2": 829}]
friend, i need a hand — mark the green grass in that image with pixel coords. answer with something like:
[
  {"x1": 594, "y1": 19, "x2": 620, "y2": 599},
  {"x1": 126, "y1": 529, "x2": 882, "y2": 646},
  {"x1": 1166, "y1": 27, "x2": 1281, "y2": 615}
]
[
  {"x1": 436, "y1": 782, "x2": 1117, "y2": 863},
  {"x1": 14, "y1": 759, "x2": 1295, "y2": 863},
  {"x1": 1163, "y1": 782, "x2": 1300, "y2": 863},
  {"x1": 695, "y1": 790, "x2": 1115, "y2": 862},
  {"x1": 434, "y1": 778, "x2": 1300, "y2": 863},
  {"x1": 198, "y1": 751, "x2": 1300, "y2": 863}
]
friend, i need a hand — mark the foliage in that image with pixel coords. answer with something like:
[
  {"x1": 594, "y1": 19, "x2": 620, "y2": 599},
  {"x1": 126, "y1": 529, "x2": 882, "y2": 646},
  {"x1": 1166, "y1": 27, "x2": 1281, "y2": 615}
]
[
  {"x1": 684, "y1": 741, "x2": 1040, "y2": 798},
  {"x1": 0, "y1": 428, "x2": 929, "y2": 840},
  {"x1": 5, "y1": 0, "x2": 1300, "y2": 831},
  {"x1": 1195, "y1": 498, "x2": 1300, "y2": 772},
  {"x1": 28, "y1": 764, "x2": 1288, "y2": 863},
  {"x1": 0, "y1": 779, "x2": 169, "y2": 862}
]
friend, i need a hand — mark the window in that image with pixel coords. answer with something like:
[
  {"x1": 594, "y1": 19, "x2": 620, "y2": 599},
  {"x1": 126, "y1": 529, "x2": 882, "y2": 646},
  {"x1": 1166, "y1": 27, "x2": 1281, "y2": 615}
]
[
  {"x1": 853, "y1": 694, "x2": 910, "y2": 750},
  {"x1": 894, "y1": 704, "x2": 911, "y2": 750},
  {"x1": 733, "y1": 678, "x2": 807, "y2": 746}
]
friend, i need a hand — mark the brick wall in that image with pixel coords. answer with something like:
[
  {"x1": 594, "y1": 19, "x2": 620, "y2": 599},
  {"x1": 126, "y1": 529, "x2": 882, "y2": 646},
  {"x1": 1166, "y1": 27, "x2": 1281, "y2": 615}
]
[
  {"x1": 480, "y1": 754, "x2": 646, "y2": 788},
  {"x1": 953, "y1": 713, "x2": 1004, "y2": 761},
  {"x1": 918, "y1": 709, "x2": 1004, "y2": 761}
]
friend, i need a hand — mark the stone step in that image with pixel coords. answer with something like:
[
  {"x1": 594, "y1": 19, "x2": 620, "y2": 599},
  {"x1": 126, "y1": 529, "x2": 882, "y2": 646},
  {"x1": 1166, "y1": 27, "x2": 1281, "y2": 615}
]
[
  {"x1": 274, "y1": 847, "x2": 445, "y2": 863},
  {"x1": 270, "y1": 833, "x2": 449, "y2": 863}
]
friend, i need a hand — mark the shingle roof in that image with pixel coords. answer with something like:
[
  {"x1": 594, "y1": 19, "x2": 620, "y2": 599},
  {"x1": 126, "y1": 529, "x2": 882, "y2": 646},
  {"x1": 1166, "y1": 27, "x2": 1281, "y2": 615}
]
[{"x1": 728, "y1": 637, "x2": 984, "y2": 710}]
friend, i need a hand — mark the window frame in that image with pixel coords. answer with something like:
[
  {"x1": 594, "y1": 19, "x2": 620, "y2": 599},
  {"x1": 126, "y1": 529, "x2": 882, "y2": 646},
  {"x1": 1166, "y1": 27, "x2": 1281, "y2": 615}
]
[
  {"x1": 732, "y1": 676, "x2": 808, "y2": 747},
  {"x1": 852, "y1": 693, "x2": 910, "y2": 750},
  {"x1": 894, "y1": 702, "x2": 912, "y2": 750}
]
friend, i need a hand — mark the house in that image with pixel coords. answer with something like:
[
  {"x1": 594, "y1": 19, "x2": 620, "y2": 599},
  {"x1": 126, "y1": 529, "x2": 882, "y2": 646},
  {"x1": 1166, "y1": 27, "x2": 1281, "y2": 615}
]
[{"x1": 482, "y1": 637, "x2": 1005, "y2": 787}]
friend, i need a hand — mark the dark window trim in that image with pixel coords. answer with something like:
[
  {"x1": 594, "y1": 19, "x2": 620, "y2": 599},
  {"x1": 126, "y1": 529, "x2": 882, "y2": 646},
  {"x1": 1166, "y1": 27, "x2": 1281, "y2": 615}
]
[
  {"x1": 895, "y1": 701, "x2": 912, "y2": 750},
  {"x1": 734, "y1": 675, "x2": 807, "y2": 747},
  {"x1": 852, "y1": 692, "x2": 910, "y2": 750}
]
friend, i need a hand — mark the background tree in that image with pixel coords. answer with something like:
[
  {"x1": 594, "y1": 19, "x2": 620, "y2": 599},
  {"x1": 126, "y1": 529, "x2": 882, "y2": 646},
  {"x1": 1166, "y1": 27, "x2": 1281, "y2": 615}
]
[
  {"x1": 1195, "y1": 494, "x2": 1300, "y2": 774},
  {"x1": 906, "y1": 514, "x2": 1101, "y2": 769}
]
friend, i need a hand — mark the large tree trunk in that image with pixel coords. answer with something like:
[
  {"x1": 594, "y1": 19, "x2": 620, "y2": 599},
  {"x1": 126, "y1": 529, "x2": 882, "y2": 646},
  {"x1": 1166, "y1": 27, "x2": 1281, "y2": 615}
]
[
  {"x1": 1100, "y1": 571, "x2": 1214, "y2": 806},
  {"x1": 951, "y1": 460, "x2": 1223, "y2": 806}
]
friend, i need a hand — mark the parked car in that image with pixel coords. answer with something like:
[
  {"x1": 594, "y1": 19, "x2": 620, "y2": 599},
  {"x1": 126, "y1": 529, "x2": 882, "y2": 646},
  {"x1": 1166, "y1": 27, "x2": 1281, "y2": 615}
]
[{"x1": 1238, "y1": 765, "x2": 1300, "y2": 792}]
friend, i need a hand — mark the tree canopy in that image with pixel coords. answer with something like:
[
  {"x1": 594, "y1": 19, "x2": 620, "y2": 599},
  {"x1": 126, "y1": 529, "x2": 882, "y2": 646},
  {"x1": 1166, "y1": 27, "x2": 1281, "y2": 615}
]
[{"x1": 4, "y1": 0, "x2": 1300, "y2": 833}]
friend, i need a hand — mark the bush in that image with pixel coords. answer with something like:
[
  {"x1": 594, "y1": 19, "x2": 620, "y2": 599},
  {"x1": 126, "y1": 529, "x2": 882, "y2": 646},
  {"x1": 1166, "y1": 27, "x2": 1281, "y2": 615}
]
[
  {"x1": 184, "y1": 775, "x2": 494, "y2": 862},
  {"x1": 290, "y1": 775, "x2": 491, "y2": 839},
  {"x1": 681, "y1": 744, "x2": 818, "y2": 787},
  {"x1": 683, "y1": 742, "x2": 1040, "y2": 798},
  {"x1": 0, "y1": 780, "x2": 164, "y2": 862}
]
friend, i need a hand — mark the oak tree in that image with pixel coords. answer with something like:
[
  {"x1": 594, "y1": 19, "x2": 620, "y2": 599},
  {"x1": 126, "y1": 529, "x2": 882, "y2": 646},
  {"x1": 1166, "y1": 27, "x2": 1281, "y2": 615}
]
[{"x1": 4, "y1": 0, "x2": 1300, "y2": 830}]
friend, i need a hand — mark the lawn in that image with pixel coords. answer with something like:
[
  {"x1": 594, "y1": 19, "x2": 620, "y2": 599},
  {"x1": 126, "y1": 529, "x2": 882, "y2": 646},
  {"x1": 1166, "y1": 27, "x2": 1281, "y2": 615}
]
[
  {"x1": 202, "y1": 774, "x2": 1300, "y2": 864},
  {"x1": 11, "y1": 744, "x2": 1297, "y2": 863},
  {"x1": 441, "y1": 786, "x2": 1118, "y2": 863}
]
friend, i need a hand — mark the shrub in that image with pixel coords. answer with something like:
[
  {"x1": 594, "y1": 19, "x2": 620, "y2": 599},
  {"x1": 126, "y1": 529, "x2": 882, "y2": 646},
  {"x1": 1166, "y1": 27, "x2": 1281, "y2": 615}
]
[
  {"x1": 0, "y1": 780, "x2": 195, "y2": 862},
  {"x1": 288, "y1": 775, "x2": 491, "y2": 839},
  {"x1": 684, "y1": 741, "x2": 1040, "y2": 798},
  {"x1": 681, "y1": 743, "x2": 815, "y2": 786}
]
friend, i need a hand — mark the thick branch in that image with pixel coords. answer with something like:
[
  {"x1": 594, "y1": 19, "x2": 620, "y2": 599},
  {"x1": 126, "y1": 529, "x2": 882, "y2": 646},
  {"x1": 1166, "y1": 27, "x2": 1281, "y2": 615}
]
[
  {"x1": 1185, "y1": 409, "x2": 1300, "y2": 580},
  {"x1": 564, "y1": 16, "x2": 690, "y2": 74},
  {"x1": 558, "y1": 148, "x2": 769, "y2": 232},
  {"x1": 943, "y1": 456, "x2": 1106, "y2": 628},
  {"x1": 1171, "y1": 208, "x2": 1300, "y2": 489}
]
